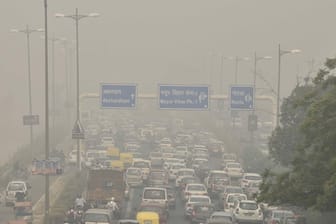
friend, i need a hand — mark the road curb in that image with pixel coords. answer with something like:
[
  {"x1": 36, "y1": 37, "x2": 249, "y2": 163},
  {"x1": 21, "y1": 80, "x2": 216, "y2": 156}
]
[{"x1": 32, "y1": 173, "x2": 70, "y2": 224}]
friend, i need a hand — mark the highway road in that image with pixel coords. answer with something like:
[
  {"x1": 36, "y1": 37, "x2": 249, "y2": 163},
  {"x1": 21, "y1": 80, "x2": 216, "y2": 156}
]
[
  {"x1": 124, "y1": 147, "x2": 224, "y2": 224},
  {"x1": 0, "y1": 174, "x2": 57, "y2": 223},
  {"x1": 0, "y1": 138, "x2": 72, "y2": 223}
]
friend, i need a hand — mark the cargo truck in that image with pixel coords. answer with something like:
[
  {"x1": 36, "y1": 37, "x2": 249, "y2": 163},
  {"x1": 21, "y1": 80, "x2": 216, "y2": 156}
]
[{"x1": 85, "y1": 169, "x2": 125, "y2": 207}]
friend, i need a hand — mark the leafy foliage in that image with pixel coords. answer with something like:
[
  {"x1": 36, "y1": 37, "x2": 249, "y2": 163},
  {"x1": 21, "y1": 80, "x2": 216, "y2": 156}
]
[{"x1": 259, "y1": 58, "x2": 336, "y2": 211}]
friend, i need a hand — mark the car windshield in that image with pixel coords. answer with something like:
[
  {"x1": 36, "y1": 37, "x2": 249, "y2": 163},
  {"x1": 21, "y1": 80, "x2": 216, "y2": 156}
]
[
  {"x1": 144, "y1": 189, "x2": 166, "y2": 200},
  {"x1": 134, "y1": 161, "x2": 149, "y2": 168},
  {"x1": 211, "y1": 173, "x2": 228, "y2": 179},
  {"x1": 8, "y1": 183, "x2": 25, "y2": 191},
  {"x1": 195, "y1": 205, "x2": 214, "y2": 213},
  {"x1": 246, "y1": 175, "x2": 261, "y2": 181},
  {"x1": 188, "y1": 185, "x2": 205, "y2": 191},
  {"x1": 127, "y1": 169, "x2": 140, "y2": 175},
  {"x1": 274, "y1": 211, "x2": 294, "y2": 218},
  {"x1": 227, "y1": 163, "x2": 240, "y2": 168},
  {"x1": 84, "y1": 213, "x2": 109, "y2": 223},
  {"x1": 211, "y1": 215, "x2": 232, "y2": 221},
  {"x1": 190, "y1": 197, "x2": 210, "y2": 203},
  {"x1": 228, "y1": 195, "x2": 246, "y2": 202},
  {"x1": 227, "y1": 188, "x2": 243, "y2": 194},
  {"x1": 183, "y1": 178, "x2": 197, "y2": 184},
  {"x1": 179, "y1": 171, "x2": 194, "y2": 176},
  {"x1": 239, "y1": 202, "x2": 258, "y2": 210}
]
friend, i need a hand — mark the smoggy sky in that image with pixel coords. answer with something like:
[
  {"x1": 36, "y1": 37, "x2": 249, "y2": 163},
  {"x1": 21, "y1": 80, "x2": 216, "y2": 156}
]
[{"x1": 0, "y1": 0, "x2": 335, "y2": 163}]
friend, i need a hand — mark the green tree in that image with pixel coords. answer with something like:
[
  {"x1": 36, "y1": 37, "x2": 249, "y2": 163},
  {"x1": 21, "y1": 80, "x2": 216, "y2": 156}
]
[{"x1": 259, "y1": 58, "x2": 336, "y2": 211}]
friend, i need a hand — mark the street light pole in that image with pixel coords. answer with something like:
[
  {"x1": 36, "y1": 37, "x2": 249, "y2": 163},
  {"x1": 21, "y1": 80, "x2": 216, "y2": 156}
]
[
  {"x1": 251, "y1": 52, "x2": 272, "y2": 141},
  {"x1": 60, "y1": 39, "x2": 71, "y2": 130},
  {"x1": 11, "y1": 25, "x2": 43, "y2": 161},
  {"x1": 56, "y1": 8, "x2": 100, "y2": 171},
  {"x1": 277, "y1": 44, "x2": 281, "y2": 128},
  {"x1": 43, "y1": 0, "x2": 50, "y2": 223},
  {"x1": 276, "y1": 44, "x2": 301, "y2": 127}
]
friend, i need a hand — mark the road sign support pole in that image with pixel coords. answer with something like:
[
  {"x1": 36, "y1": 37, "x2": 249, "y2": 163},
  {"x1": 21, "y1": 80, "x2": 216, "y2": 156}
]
[{"x1": 25, "y1": 25, "x2": 34, "y2": 161}]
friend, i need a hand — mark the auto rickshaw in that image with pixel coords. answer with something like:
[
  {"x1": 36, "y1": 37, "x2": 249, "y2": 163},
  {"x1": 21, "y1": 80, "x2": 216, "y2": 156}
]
[
  {"x1": 136, "y1": 211, "x2": 159, "y2": 224},
  {"x1": 13, "y1": 201, "x2": 33, "y2": 224},
  {"x1": 120, "y1": 153, "x2": 133, "y2": 168}
]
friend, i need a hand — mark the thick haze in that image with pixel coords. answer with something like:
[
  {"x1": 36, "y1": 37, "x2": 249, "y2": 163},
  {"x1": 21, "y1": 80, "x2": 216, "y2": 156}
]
[{"x1": 1, "y1": 0, "x2": 335, "y2": 163}]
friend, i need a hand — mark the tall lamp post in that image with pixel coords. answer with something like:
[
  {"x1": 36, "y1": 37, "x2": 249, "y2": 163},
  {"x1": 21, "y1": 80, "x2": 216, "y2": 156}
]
[
  {"x1": 234, "y1": 56, "x2": 250, "y2": 84},
  {"x1": 11, "y1": 25, "x2": 43, "y2": 161},
  {"x1": 223, "y1": 56, "x2": 249, "y2": 127},
  {"x1": 42, "y1": 35, "x2": 66, "y2": 150},
  {"x1": 56, "y1": 9, "x2": 100, "y2": 171},
  {"x1": 250, "y1": 52, "x2": 272, "y2": 141},
  {"x1": 43, "y1": 0, "x2": 50, "y2": 222},
  {"x1": 277, "y1": 44, "x2": 301, "y2": 127}
]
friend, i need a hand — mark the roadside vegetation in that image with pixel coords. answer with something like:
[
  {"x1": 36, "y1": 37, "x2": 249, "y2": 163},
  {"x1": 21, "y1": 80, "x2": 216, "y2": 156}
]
[{"x1": 258, "y1": 57, "x2": 336, "y2": 214}]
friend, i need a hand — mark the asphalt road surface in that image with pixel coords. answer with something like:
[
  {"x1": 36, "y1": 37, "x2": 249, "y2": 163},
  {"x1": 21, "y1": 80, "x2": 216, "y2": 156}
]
[
  {"x1": 124, "y1": 151, "x2": 223, "y2": 224},
  {"x1": 0, "y1": 174, "x2": 58, "y2": 223}
]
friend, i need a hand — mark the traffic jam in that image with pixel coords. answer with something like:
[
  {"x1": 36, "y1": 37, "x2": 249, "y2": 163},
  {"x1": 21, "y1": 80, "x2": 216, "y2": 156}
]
[{"x1": 48, "y1": 115, "x2": 305, "y2": 224}]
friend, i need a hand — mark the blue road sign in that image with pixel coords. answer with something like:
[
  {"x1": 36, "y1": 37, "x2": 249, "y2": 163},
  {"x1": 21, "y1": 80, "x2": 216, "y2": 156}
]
[
  {"x1": 101, "y1": 84, "x2": 137, "y2": 108},
  {"x1": 230, "y1": 85, "x2": 254, "y2": 110},
  {"x1": 159, "y1": 85, "x2": 209, "y2": 110}
]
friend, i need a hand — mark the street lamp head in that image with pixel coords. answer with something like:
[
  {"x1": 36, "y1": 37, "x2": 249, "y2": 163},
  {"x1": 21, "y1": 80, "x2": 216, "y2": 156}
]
[
  {"x1": 241, "y1": 57, "x2": 250, "y2": 61},
  {"x1": 88, "y1": 13, "x2": 100, "y2": 17},
  {"x1": 262, "y1": 56, "x2": 272, "y2": 60},
  {"x1": 36, "y1": 28, "x2": 44, "y2": 32},
  {"x1": 224, "y1": 56, "x2": 234, "y2": 60},
  {"x1": 290, "y1": 49, "x2": 301, "y2": 54},
  {"x1": 10, "y1": 29, "x2": 19, "y2": 33},
  {"x1": 55, "y1": 13, "x2": 65, "y2": 18}
]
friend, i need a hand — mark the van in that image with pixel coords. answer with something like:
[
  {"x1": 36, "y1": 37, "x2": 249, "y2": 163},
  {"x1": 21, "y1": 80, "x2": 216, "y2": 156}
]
[{"x1": 142, "y1": 187, "x2": 168, "y2": 206}]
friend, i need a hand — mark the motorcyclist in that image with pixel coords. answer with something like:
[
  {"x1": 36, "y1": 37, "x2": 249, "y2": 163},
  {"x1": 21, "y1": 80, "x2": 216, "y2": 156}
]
[
  {"x1": 65, "y1": 207, "x2": 76, "y2": 224},
  {"x1": 75, "y1": 194, "x2": 86, "y2": 210},
  {"x1": 106, "y1": 197, "x2": 119, "y2": 218}
]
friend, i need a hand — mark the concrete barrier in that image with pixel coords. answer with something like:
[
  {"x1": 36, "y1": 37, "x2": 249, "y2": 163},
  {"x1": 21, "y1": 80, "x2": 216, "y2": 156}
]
[{"x1": 33, "y1": 173, "x2": 71, "y2": 224}]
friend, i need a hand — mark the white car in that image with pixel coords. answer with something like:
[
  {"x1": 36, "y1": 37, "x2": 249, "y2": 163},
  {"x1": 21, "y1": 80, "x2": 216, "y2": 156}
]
[
  {"x1": 5, "y1": 181, "x2": 30, "y2": 206},
  {"x1": 125, "y1": 167, "x2": 143, "y2": 187},
  {"x1": 204, "y1": 170, "x2": 229, "y2": 190},
  {"x1": 224, "y1": 162, "x2": 244, "y2": 178},
  {"x1": 191, "y1": 158, "x2": 208, "y2": 169},
  {"x1": 175, "y1": 168, "x2": 195, "y2": 187},
  {"x1": 241, "y1": 173, "x2": 262, "y2": 189},
  {"x1": 184, "y1": 195, "x2": 211, "y2": 217},
  {"x1": 100, "y1": 136, "x2": 115, "y2": 147},
  {"x1": 233, "y1": 200, "x2": 263, "y2": 224},
  {"x1": 132, "y1": 159, "x2": 151, "y2": 180},
  {"x1": 175, "y1": 145, "x2": 190, "y2": 157},
  {"x1": 182, "y1": 183, "x2": 208, "y2": 201},
  {"x1": 224, "y1": 193, "x2": 247, "y2": 212},
  {"x1": 168, "y1": 163, "x2": 186, "y2": 180},
  {"x1": 68, "y1": 149, "x2": 84, "y2": 165}
]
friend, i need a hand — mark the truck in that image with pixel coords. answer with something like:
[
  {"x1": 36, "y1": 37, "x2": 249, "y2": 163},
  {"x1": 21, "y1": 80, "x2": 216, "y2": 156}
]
[{"x1": 85, "y1": 169, "x2": 125, "y2": 207}]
